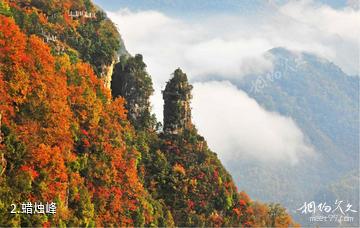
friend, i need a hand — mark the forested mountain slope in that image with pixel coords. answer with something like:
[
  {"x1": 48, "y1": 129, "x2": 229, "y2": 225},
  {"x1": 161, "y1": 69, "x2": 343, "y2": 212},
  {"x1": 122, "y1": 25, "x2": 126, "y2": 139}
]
[{"x1": 0, "y1": 0, "x2": 296, "y2": 226}]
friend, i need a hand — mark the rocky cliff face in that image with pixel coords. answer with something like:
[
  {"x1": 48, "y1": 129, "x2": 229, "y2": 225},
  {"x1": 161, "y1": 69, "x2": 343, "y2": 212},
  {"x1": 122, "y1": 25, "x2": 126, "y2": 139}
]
[
  {"x1": 111, "y1": 54, "x2": 155, "y2": 130},
  {"x1": 101, "y1": 36, "x2": 129, "y2": 89},
  {"x1": 163, "y1": 68, "x2": 193, "y2": 134},
  {"x1": 101, "y1": 59, "x2": 117, "y2": 89}
]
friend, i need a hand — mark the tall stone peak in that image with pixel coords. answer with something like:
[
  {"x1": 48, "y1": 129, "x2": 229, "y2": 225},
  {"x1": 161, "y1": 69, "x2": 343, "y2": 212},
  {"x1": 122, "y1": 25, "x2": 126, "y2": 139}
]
[
  {"x1": 163, "y1": 68, "x2": 193, "y2": 134},
  {"x1": 111, "y1": 54, "x2": 155, "y2": 130}
]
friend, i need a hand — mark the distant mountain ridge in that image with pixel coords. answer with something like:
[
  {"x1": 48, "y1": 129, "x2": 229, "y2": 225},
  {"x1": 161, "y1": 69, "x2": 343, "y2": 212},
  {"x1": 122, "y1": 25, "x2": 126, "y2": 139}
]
[
  {"x1": 242, "y1": 47, "x2": 358, "y2": 170},
  {"x1": 228, "y1": 47, "x2": 359, "y2": 226}
]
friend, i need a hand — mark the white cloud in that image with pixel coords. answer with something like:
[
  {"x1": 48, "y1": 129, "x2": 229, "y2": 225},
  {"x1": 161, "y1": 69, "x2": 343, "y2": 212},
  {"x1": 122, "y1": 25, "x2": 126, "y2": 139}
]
[
  {"x1": 108, "y1": 1, "x2": 359, "y2": 81},
  {"x1": 183, "y1": 38, "x2": 273, "y2": 78},
  {"x1": 278, "y1": 0, "x2": 360, "y2": 75},
  {"x1": 280, "y1": 0, "x2": 359, "y2": 41},
  {"x1": 192, "y1": 81, "x2": 314, "y2": 164},
  {"x1": 107, "y1": 9, "x2": 275, "y2": 87}
]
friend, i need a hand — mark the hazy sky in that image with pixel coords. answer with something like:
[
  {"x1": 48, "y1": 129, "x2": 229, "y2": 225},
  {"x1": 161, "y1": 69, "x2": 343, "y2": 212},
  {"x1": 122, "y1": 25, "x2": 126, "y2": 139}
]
[
  {"x1": 94, "y1": 0, "x2": 352, "y2": 12},
  {"x1": 92, "y1": 0, "x2": 359, "y2": 165}
]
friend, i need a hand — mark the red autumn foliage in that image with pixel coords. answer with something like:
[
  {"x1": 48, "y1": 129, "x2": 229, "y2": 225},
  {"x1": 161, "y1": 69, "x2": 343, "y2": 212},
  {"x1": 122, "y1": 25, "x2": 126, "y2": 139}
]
[
  {"x1": 19, "y1": 165, "x2": 39, "y2": 180},
  {"x1": 0, "y1": 15, "x2": 149, "y2": 226}
]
